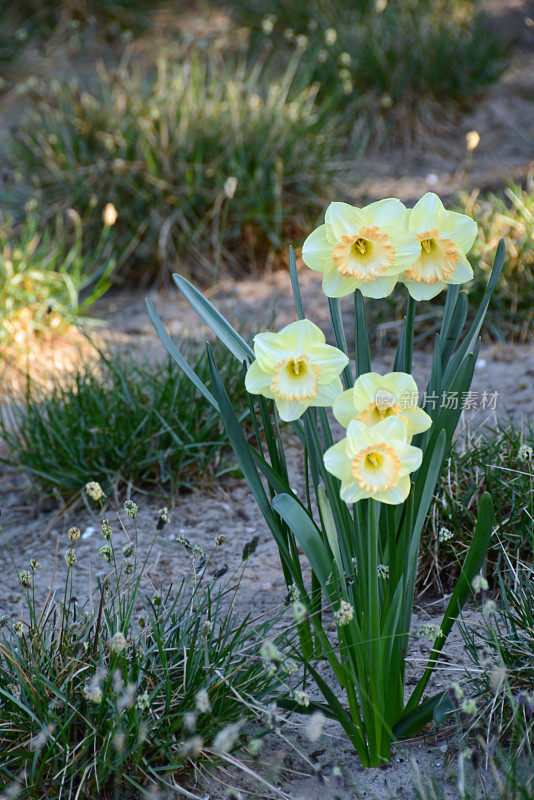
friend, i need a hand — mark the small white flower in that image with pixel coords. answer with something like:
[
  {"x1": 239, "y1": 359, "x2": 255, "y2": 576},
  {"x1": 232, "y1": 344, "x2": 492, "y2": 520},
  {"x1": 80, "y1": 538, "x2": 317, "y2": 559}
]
[
  {"x1": 417, "y1": 623, "x2": 443, "y2": 640},
  {"x1": 110, "y1": 631, "x2": 127, "y2": 654},
  {"x1": 306, "y1": 711, "x2": 325, "y2": 742},
  {"x1": 260, "y1": 640, "x2": 281, "y2": 663},
  {"x1": 293, "y1": 689, "x2": 310, "y2": 707},
  {"x1": 103, "y1": 203, "x2": 118, "y2": 226},
  {"x1": 324, "y1": 28, "x2": 337, "y2": 45},
  {"x1": 213, "y1": 721, "x2": 242, "y2": 753},
  {"x1": 377, "y1": 564, "x2": 389, "y2": 580},
  {"x1": 136, "y1": 690, "x2": 150, "y2": 711},
  {"x1": 85, "y1": 481, "x2": 105, "y2": 500},
  {"x1": 462, "y1": 698, "x2": 477, "y2": 714},
  {"x1": 84, "y1": 681, "x2": 103, "y2": 704},
  {"x1": 472, "y1": 573, "x2": 489, "y2": 594},
  {"x1": 334, "y1": 600, "x2": 354, "y2": 626},
  {"x1": 450, "y1": 682, "x2": 463, "y2": 701},
  {"x1": 195, "y1": 689, "x2": 211, "y2": 715},
  {"x1": 261, "y1": 16, "x2": 275, "y2": 35},
  {"x1": 465, "y1": 131, "x2": 480, "y2": 151},
  {"x1": 64, "y1": 549, "x2": 77, "y2": 567},
  {"x1": 482, "y1": 599, "x2": 497, "y2": 618},
  {"x1": 67, "y1": 526, "x2": 81, "y2": 542},
  {"x1": 518, "y1": 443, "x2": 533, "y2": 462},
  {"x1": 223, "y1": 176, "x2": 238, "y2": 199},
  {"x1": 123, "y1": 500, "x2": 137, "y2": 518},
  {"x1": 438, "y1": 526, "x2": 454, "y2": 543},
  {"x1": 292, "y1": 600, "x2": 307, "y2": 623}
]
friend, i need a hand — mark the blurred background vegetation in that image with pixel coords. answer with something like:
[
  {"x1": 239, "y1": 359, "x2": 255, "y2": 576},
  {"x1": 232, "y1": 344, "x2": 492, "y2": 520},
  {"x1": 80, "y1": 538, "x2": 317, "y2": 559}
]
[{"x1": 0, "y1": 0, "x2": 531, "y2": 528}]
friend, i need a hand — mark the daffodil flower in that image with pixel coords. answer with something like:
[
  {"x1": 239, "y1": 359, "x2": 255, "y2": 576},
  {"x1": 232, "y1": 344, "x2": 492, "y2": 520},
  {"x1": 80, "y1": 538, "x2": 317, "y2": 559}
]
[
  {"x1": 400, "y1": 193, "x2": 477, "y2": 300},
  {"x1": 333, "y1": 372, "x2": 431, "y2": 440},
  {"x1": 302, "y1": 199, "x2": 420, "y2": 298},
  {"x1": 324, "y1": 417, "x2": 422, "y2": 504},
  {"x1": 245, "y1": 320, "x2": 348, "y2": 421}
]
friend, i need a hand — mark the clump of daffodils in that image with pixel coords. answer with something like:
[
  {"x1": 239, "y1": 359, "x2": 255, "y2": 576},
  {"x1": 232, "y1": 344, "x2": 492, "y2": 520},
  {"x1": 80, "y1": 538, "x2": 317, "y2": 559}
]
[
  {"x1": 85, "y1": 481, "x2": 105, "y2": 501},
  {"x1": 302, "y1": 193, "x2": 476, "y2": 301}
]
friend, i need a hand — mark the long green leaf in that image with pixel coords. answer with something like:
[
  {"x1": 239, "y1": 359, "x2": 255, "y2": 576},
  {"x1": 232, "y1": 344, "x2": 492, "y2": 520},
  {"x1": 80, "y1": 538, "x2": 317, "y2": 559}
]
[
  {"x1": 392, "y1": 691, "x2": 447, "y2": 740},
  {"x1": 272, "y1": 493, "x2": 332, "y2": 586},
  {"x1": 354, "y1": 290, "x2": 371, "y2": 377},
  {"x1": 145, "y1": 298, "x2": 219, "y2": 410},
  {"x1": 288, "y1": 245, "x2": 305, "y2": 320},
  {"x1": 173, "y1": 275, "x2": 253, "y2": 362},
  {"x1": 328, "y1": 297, "x2": 353, "y2": 389},
  {"x1": 442, "y1": 240, "x2": 505, "y2": 386}
]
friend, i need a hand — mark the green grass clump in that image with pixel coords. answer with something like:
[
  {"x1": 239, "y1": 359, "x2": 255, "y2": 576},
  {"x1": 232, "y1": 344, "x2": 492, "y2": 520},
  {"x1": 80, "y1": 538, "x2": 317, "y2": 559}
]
[
  {"x1": 229, "y1": 0, "x2": 508, "y2": 108},
  {"x1": 461, "y1": 555, "x2": 533, "y2": 757},
  {"x1": 0, "y1": 506, "x2": 287, "y2": 798},
  {"x1": 420, "y1": 421, "x2": 533, "y2": 595},
  {"x1": 462, "y1": 179, "x2": 534, "y2": 340},
  {"x1": 0, "y1": 343, "x2": 248, "y2": 497},
  {"x1": 8, "y1": 48, "x2": 334, "y2": 283},
  {"x1": 0, "y1": 210, "x2": 113, "y2": 355}
]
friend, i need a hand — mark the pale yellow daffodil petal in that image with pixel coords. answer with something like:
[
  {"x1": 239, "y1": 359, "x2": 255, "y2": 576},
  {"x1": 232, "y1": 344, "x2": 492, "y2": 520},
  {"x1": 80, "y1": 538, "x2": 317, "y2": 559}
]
[
  {"x1": 332, "y1": 388, "x2": 357, "y2": 428},
  {"x1": 307, "y1": 343, "x2": 348, "y2": 382},
  {"x1": 253, "y1": 332, "x2": 294, "y2": 372},
  {"x1": 400, "y1": 279, "x2": 446, "y2": 301},
  {"x1": 323, "y1": 438, "x2": 353, "y2": 483},
  {"x1": 321, "y1": 266, "x2": 362, "y2": 298},
  {"x1": 275, "y1": 398, "x2": 310, "y2": 422},
  {"x1": 448, "y1": 252, "x2": 474, "y2": 284},
  {"x1": 360, "y1": 198, "x2": 407, "y2": 228},
  {"x1": 314, "y1": 378, "x2": 344, "y2": 405},
  {"x1": 244, "y1": 360, "x2": 273, "y2": 397},
  {"x1": 301, "y1": 225, "x2": 335, "y2": 271},
  {"x1": 442, "y1": 211, "x2": 478, "y2": 253},
  {"x1": 325, "y1": 202, "x2": 364, "y2": 241},
  {"x1": 408, "y1": 193, "x2": 448, "y2": 233},
  {"x1": 280, "y1": 319, "x2": 326, "y2": 348},
  {"x1": 358, "y1": 275, "x2": 399, "y2": 298}
]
